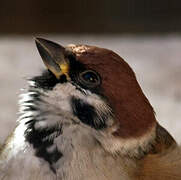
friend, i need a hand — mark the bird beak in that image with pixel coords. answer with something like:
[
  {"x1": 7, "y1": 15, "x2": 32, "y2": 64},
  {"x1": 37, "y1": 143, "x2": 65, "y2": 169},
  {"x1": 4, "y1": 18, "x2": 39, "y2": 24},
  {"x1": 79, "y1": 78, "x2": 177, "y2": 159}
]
[{"x1": 35, "y1": 37, "x2": 70, "y2": 79}]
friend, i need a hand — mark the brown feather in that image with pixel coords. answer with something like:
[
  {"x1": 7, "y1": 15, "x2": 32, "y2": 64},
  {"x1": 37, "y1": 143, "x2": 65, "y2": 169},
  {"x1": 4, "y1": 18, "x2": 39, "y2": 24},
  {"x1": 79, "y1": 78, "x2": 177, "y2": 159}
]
[{"x1": 140, "y1": 146, "x2": 181, "y2": 180}]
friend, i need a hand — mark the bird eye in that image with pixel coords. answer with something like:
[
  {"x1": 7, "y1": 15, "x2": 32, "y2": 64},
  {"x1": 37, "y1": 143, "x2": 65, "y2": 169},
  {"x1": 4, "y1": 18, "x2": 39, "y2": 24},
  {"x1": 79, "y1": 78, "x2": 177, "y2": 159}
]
[{"x1": 79, "y1": 70, "x2": 101, "y2": 88}]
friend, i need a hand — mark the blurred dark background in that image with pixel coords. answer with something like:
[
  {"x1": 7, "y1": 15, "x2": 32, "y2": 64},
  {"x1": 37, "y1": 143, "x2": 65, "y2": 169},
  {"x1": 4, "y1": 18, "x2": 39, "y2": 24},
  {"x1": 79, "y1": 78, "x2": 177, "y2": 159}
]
[{"x1": 0, "y1": 0, "x2": 181, "y2": 34}]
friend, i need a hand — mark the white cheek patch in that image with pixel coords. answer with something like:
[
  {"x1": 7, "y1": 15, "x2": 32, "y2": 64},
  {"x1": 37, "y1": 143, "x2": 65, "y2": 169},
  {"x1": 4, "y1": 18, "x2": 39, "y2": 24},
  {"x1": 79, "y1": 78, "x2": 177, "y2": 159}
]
[
  {"x1": 86, "y1": 94, "x2": 112, "y2": 118},
  {"x1": 47, "y1": 83, "x2": 108, "y2": 112},
  {"x1": 48, "y1": 83, "x2": 113, "y2": 126}
]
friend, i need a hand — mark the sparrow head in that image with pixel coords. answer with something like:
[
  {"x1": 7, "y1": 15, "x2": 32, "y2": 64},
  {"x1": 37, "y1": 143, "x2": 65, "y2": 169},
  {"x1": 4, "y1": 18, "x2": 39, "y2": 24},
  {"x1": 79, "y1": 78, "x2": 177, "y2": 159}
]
[{"x1": 23, "y1": 37, "x2": 158, "y2": 158}]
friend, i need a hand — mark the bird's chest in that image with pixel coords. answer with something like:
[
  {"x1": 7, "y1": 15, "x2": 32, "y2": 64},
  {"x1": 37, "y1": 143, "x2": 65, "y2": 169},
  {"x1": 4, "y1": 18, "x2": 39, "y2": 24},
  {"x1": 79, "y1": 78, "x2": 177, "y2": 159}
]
[
  {"x1": 53, "y1": 134, "x2": 132, "y2": 180},
  {"x1": 0, "y1": 127, "x2": 133, "y2": 180}
]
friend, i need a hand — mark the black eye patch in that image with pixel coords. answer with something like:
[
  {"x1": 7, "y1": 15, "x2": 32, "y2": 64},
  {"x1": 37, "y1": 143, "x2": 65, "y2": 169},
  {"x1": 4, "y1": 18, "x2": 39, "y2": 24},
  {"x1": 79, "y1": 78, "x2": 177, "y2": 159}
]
[{"x1": 71, "y1": 97, "x2": 107, "y2": 130}]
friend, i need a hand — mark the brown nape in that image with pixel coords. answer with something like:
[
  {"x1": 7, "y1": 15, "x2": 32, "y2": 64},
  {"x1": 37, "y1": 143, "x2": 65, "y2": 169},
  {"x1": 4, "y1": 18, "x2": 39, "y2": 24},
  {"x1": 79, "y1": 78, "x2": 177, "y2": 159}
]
[
  {"x1": 140, "y1": 130, "x2": 180, "y2": 180},
  {"x1": 71, "y1": 45, "x2": 156, "y2": 138},
  {"x1": 150, "y1": 124, "x2": 176, "y2": 154}
]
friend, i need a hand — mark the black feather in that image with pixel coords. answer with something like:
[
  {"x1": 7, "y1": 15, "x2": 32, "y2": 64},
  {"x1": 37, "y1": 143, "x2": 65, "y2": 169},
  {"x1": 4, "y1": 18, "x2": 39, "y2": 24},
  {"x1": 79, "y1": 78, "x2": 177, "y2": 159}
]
[{"x1": 71, "y1": 97, "x2": 107, "y2": 130}]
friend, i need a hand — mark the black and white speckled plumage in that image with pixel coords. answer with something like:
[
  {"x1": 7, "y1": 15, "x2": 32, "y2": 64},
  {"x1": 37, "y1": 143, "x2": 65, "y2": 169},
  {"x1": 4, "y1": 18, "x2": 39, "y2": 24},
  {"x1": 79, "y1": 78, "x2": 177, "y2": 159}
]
[{"x1": 0, "y1": 69, "x2": 117, "y2": 180}]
